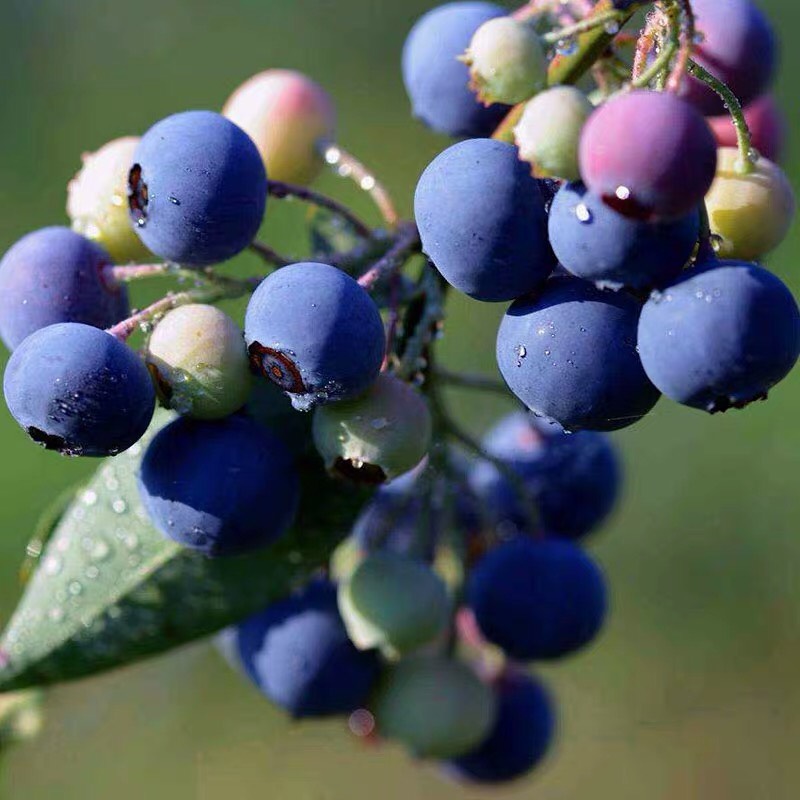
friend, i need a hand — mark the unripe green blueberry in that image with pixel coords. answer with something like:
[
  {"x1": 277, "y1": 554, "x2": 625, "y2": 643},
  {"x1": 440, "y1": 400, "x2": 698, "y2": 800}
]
[
  {"x1": 67, "y1": 136, "x2": 154, "y2": 264},
  {"x1": 372, "y1": 656, "x2": 496, "y2": 758},
  {"x1": 338, "y1": 552, "x2": 451, "y2": 659},
  {"x1": 515, "y1": 86, "x2": 593, "y2": 181},
  {"x1": 705, "y1": 147, "x2": 796, "y2": 261},
  {"x1": 462, "y1": 17, "x2": 547, "y2": 106},
  {"x1": 312, "y1": 373, "x2": 432, "y2": 485},
  {"x1": 223, "y1": 69, "x2": 336, "y2": 186},
  {"x1": 145, "y1": 304, "x2": 252, "y2": 419}
]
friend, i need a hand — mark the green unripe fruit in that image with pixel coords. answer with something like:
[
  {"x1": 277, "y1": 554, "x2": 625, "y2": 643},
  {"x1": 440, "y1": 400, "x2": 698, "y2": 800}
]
[
  {"x1": 312, "y1": 373, "x2": 432, "y2": 485},
  {"x1": 338, "y1": 552, "x2": 451, "y2": 658},
  {"x1": 145, "y1": 304, "x2": 252, "y2": 419},
  {"x1": 515, "y1": 86, "x2": 593, "y2": 181},
  {"x1": 705, "y1": 147, "x2": 796, "y2": 261},
  {"x1": 372, "y1": 656, "x2": 496, "y2": 758},
  {"x1": 67, "y1": 136, "x2": 154, "y2": 265},
  {"x1": 329, "y1": 536, "x2": 364, "y2": 583},
  {"x1": 462, "y1": 17, "x2": 547, "y2": 105},
  {"x1": 223, "y1": 69, "x2": 336, "y2": 186}
]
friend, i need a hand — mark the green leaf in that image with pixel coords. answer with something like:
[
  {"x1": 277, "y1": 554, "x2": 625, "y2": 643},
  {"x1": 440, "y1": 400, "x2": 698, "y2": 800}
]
[{"x1": 0, "y1": 413, "x2": 368, "y2": 691}]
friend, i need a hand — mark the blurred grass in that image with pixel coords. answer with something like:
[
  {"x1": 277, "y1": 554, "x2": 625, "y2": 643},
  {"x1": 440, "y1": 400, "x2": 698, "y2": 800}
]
[{"x1": 1, "y1": 0, "x2": 799, "y2": 797}]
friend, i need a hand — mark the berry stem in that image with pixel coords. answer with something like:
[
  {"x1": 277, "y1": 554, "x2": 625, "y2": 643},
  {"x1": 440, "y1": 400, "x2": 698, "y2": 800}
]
[
  {"x1": 687, "y1": 59, "x2": 755, "y2": 174},
  {"x1": 267, "y1": 179, "x2": 373, "y2": 238},
  {"x1": 395, "y1": 266, "x2": 445, "y2": 381},
  {"x1": 434, "y1": 369, "x2": 510, "y2": 396},
  {"x1": 248, "y1": 241, "x2": 292, "y2": 267},
  {"x1": 104, "y1": 263, "x2": 175, "y2": 284},
  {"x1": 541, "y1": 8, "x2": 625, "y2": 45},
  {"x1": 631, "y1": 39, "x2": 677, "y2": 88},
  {"x1": 320, "y1": 144, "x2": 400, "y2": 230},
  {"x1": 696, "y1": 201, "x2": 716, "y2": 262},
  {"x1": 665, "y1": 0, "x2": 696, "y2": 92},
  {"x1": 357, "y1": 221, "x2": 420, "y2": 290}
]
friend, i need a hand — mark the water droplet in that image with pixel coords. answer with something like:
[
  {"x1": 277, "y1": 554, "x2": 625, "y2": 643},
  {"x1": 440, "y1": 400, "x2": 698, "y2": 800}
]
[
  {"x1": 575, "y1": 203, "x2": 592, "y2": 223},
  {"x1": 324, "y1": 146, "x2": 342, "y2": 165},
  {"x1": 91, "y1": 540, "x2": 111, "y2": 561},
  {"x1": 68, "y1": 581, "x2": 83, "y2": 596},
  {"x1": 48, "y1": 607, "x2": 65, "y2": 623},
  {"x1": 43, "y1": 556, "x2": 62, "y2": 576},
  {"x1": 85, "y1": 565, "x2": 100, "y2": 580},
  {"x1": 360, "y1": 175, "x2": 376, "y2": 192},
  {"x1": 604, "y1": 20, "x2": 620, "y2": 34},
  {"x1": 168, "y1": 196, "x2": 180, "y2": 205},
  {"x1": 81, "y1": 490, "x2": 98, "y2": 506},
  {"x1": 615, "y1": 186, "x2": 631, "y2": 201},
  {"x1": 370, "y1": 417, "x2": 389, "y2": 431},
  {"x1": 112, "y1": 499, "x2": 128, "y2": 514}
]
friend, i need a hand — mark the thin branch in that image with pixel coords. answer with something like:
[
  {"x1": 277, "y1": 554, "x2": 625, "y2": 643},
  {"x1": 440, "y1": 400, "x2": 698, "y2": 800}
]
[
  {"x1": 321, "y1": 144, "x2": 400, "y2": 230},
  {"x1": 542, "y1": 8, "x2": 624, "y2": 44},
  {"x1": 357, "y1": 221, "x2": 419, "y2": 290},
  {"x1": 435, "y1": 369, "x2": 510, "y2": 396},
  {"x1": 248, "y1": 241, "x2": 292, "y2": 268},
  {"x1": 267, "y1": 179, "x2": 373, "y2": 239},
  {"x1": 666, "y1": 0, "x2": 696, "y2": 93}
]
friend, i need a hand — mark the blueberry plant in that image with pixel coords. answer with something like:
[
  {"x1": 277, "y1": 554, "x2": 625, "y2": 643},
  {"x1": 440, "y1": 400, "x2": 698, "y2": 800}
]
[{"x1": 0, "y1": 0, "x2": 797, "y2": 787}]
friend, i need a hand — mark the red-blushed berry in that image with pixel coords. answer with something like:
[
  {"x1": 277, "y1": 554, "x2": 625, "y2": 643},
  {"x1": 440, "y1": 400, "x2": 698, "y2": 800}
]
[
  {"x1": 707, "y1": 94, "x2": 785, "y2": 163},
  {"x1": 578, "y1": 90, "x2": 717, "y2": 220},
  {"x1": 223, "y1": 70, "x2": 336, "y2": 186}
]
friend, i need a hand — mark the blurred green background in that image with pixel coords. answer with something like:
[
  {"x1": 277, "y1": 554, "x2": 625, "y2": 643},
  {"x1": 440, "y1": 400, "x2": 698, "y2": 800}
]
[{"x1": 0, "y1": 0, "x2": 799, "y2": 797}]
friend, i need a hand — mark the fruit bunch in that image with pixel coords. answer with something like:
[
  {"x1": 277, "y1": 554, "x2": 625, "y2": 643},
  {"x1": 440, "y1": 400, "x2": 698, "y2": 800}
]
[{"x1": 0, "y1": 0, "x2": 798, "y2": 788}]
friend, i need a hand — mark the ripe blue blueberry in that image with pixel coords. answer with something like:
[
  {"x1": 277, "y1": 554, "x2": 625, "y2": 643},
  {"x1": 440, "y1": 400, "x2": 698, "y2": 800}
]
[
  {"x1": 548, "y1": 183, "x2": 700, "y2": 291},
  {"x1": 638, "y1": 261, "x2": 800, "y2": 412},
  {"x1": 0, "y1": 227, "x2": 129, "y2": 351},
  {"x1": 138, "y1": 414, "x2": 299, "y2": 556},
  {"x1": 236, "y1": 580, "x2": 380, "y2": 718},
  {"x1": 244, "y1": 262, "x2": 385, "y2": 410},
  {"x1": 468, "y1": 537, "x2": 607, "y2": 661},
  {"x1": 496, "y1": 276, "x2": 660, "y2": 431},
  {"x1": 3, "y1": 323, "x2": 155, "y2": 457},
  {"x1": 129, "y1": 111, "x2": 267, "y2": 266},
  {"x1": 446, "y1": 670, "x2": 555, "y2": 784},
  {"x1": 470, "y1": 411, "x2": 621, "y2": 540},
  {"x1": 402, "y1": 2, "x2": 510, "y2": 137},
  {"x1": 415, "y1": 139, "x2": 556, "y2": 302}
]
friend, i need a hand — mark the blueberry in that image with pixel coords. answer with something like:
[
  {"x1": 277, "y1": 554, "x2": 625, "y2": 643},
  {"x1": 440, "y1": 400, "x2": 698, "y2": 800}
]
[
  {"x1": 470, "y1": 411, "x2": 621, "y2": 540},
  {"x1": 3, "y1": 322, "x2": 155, "y2": 457},
  {"x1": 236, "y1": 580, "x2": 380, "y2": 718},
  {"x1": 496, "y1": 276, "x2": 661, "y2": 431},
  {"x1": 0, "y1": 227, "x2": 129, "y2": 351},
  {"x1": 468, "y1": 538, "x2": 607, "y2": 660},
  {"x1": 638, "y1": 260, "x2": 800, "y2": 413},
  {"x1": 415, "y1": 139, "x2": 556, "y2": 302},
  {"x1": 244, "y1": 262, "x2": 385, "y2": 410},
  {"x1": 446, "y1": 670, "x2": 555, "y2": 784},
  {"x1": 548, "y1": 183, "x2": 700, "y2": 291},
  {"x1": 129, "y1": 111, "x2": 267, "y2": 266},
  {"x1": 138, "y1": 414, "x2": 299, "y2": 556},
  {"x1": 402, "y1": 2, "x2": 510, "y2": 137}
]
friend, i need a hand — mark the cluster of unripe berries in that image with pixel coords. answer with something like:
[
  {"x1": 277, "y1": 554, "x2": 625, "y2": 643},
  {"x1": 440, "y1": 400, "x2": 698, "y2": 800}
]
[{"x1": 0, "y1": 0, "x2": 797, "y2": 788}]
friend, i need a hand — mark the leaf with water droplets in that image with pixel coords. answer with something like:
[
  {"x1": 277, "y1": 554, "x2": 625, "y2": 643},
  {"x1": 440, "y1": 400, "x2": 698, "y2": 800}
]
[{"x1": 0, "y1": 413, "x2": 369, "y2": 691}]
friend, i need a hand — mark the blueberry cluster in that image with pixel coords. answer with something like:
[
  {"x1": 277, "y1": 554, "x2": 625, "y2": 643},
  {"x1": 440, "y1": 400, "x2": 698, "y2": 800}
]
[{"x1": 1, "y1": 0, "x2": 798, "y2": 789}]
